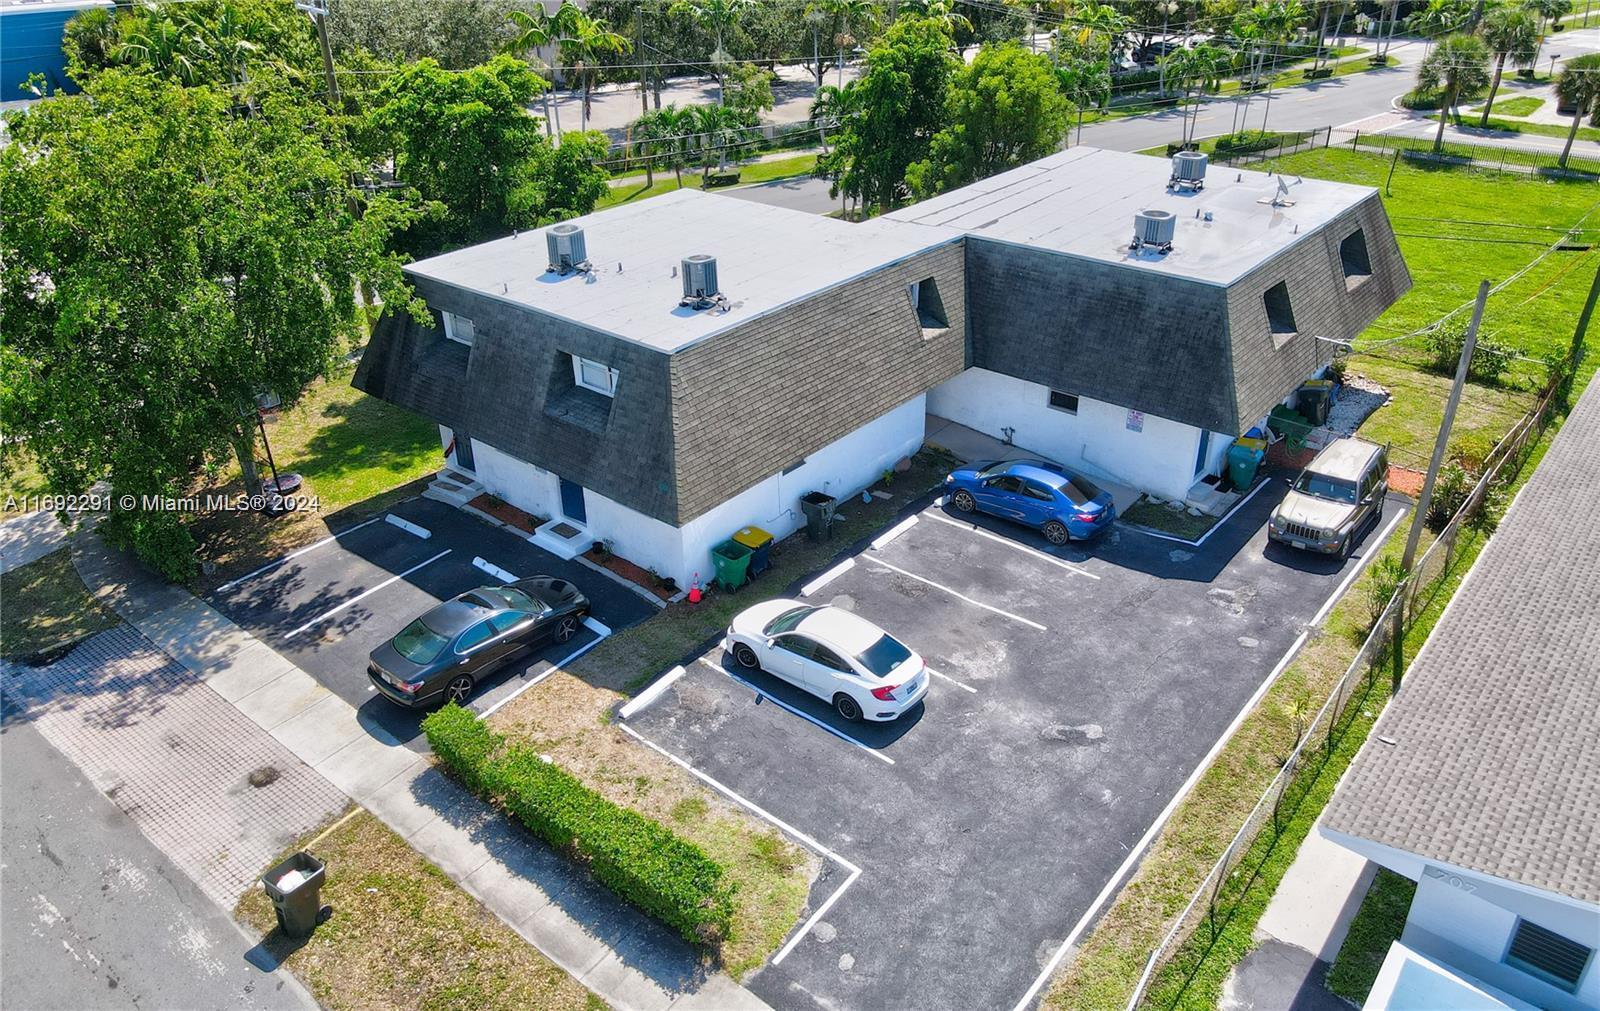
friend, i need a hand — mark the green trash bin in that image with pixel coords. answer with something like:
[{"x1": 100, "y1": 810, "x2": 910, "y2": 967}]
[
  {"x1": 710, "y1": 539, "x2": 752, "y2": 592},
  {"x1": 261, "y1": 851, "x2": 325, "y2": 938},
  {"x1": 1268, "y1": 404, "x2": 1312, "y2": 452},
  {"x1": 1227, "y1": 442, "x2": 1265, "y2": 489}
]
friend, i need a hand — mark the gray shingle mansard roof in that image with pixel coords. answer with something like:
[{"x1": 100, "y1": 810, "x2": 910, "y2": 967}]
[{"x1": 1323, "y1": 378, "x2": 1600, "y2": 905}]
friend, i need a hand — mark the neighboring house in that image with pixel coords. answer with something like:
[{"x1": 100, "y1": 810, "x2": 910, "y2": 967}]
[
  {"x1": 0, "y1": 0, "x2": 111, "y2": 99},
  {"x1": 355, "y1": 146, "x2": 1409, "y2": 588},
  {"x1": 1320, "y1": 379, "x2": 1600, "y2": 1011}
]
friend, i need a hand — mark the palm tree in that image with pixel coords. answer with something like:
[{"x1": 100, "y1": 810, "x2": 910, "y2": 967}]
[
  {"x1": 654, "y1": 104, "x2": 695, "y2": 187},
  {"x1": 806, "y1": 0, "x2": 876, "y2": 88},
  {"x1": 1417, "y1": 33, "x2": 1491, "y2": 152},
  {"x1": 809, "y1": 81, "x2": 857, "y2": 153},
  {"x1": 671, "y1": 0, "x2": 754, "y2": 100},
  {"x1": 1479, "y1": 6, "x2": 1541, "y2": 126},
  {"x1": 1525, "y1": 0, "x2": 1575, "y2": 33},
  {"x1": 1555, "y1": 52, "x2": 1600, "y2": 167},
  {"x1": 899, "y1": 0, "x2": 972, "y2": 33},
  {"x1": 119, "y1": 14, "x2": 202, "y2": 86},
  {"x1": 507, "y1": 3, "x2": 562, "y2": 137},
  {"x1": 558, "y1": 10, "x2": 631, "y2": 131},
  {"x1": 1167, "y1": 43, "x2": 1227, "y2": 145}
]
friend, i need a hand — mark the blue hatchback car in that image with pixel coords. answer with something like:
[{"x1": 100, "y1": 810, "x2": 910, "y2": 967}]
[{"x1": 944, "y1": 459, "x2": 1117, "y2": 544}]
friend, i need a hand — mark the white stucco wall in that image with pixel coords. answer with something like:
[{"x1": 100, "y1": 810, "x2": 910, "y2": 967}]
[
  {"x1": 463, "y1": 396, "x2": 927, "y2": 589},
  {"x1": 927, "y1": 368, "x2": 1227, "y2": 501}
]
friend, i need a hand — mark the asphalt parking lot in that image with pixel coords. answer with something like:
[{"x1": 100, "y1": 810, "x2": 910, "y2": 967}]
[
  {"x1": 210, "y1": 496, "x2": 657, "y2": 748},
  {"x1": 621, "y1": 476, "x2": 1406, "y2": 1011}
]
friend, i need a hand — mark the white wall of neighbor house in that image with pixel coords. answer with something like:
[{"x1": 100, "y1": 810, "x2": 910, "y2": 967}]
[
  {"x1": 928, "y1": 368, "x2": 1230, "y2": 500},
  {"x1": 446, "y1": 398, "x2": 927, "y2": 589}
]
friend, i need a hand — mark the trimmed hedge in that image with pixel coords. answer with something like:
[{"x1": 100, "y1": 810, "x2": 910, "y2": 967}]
[{"x1": 421, "y1": 704, "x2": 736, "y2": 948}]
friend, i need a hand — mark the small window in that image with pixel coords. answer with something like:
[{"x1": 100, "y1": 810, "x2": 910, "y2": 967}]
[
  {"x1": 1506, "y1": 919, "x2": 1592, "y2": 993},
  {"x1": 489, "y1": 611, "x2": 526, "y2": 634},
  {"x1": 987, "y1": 475, "x2": 1023, "y2": 493},
  {"x1": 441, "y1": 311, "x2": 475, "y2": 346},
  {"x1": 772, "y1": 635, "x2": 816, "y2": 661},
  {"x1": 1340, "y1": 228, "x2": 1372, "y2": 287},
  {"x1": 810, "y1": 645, "x2": 853, "y2": 673},
  {"x1": 1263, "y1": 281, "x2": 1298, "y2": 343},
  {"x1": 908, "y1": 276, "x2": 948, "y2": 330},
  {"x1": 1048, "y1": 390, "x2": 1079, "y2": 414},
  {"x1": 571, "y1": 354, "x2": 619, "y2": 396},
  {"x1": 1020, "y1": 481, "x2": 1054, "y2": 502},
  {"x1": 455, "y1": 620, "x2": 495, "y2": 653}
]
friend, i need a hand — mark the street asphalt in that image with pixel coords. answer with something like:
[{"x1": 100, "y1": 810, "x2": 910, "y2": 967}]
[{"x1": 0, "y1": 719, "x2": 316, "y2": 1010}]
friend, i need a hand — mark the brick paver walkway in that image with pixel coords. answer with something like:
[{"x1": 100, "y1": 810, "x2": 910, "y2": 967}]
[{"x1": 5, "y1": 624, "x2": 348, "y2": 907}]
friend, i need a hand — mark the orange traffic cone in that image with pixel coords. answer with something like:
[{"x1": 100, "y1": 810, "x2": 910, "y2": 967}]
[{"x1": 687, "y1": 572, "x2": 702, "y2": 604}]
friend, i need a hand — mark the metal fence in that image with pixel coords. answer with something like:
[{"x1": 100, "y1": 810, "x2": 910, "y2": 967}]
[
  {"x1": 1332, "y1": 126, "x2": 1600, "y2": 179},
  {"x1": 1208, "y1": 126, "x2": 1333, "y2": 166},
  {"x1": 1120, "y1": 372, "x2": 1565, "y2": 1011}
]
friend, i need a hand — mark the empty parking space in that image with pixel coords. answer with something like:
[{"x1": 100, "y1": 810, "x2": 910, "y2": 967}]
[
  {"x1": 209, "y1": 496, "x2": 655, "y2": 746},
  {"x1": 621, "y1": 478, "x2": 1405, "y2": 1011}
]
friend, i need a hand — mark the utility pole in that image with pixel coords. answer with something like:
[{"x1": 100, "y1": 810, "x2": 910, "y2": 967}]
[
  {"x1": 297, "y1": 1, "x2": 340, "y2": 107},
  {"x1": 1391, "y1": 280, "x2": 1489, "y2": 692}
]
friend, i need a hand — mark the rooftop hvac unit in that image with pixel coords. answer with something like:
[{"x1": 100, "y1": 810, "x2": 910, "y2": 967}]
[
  {"x1": 1169, "y1": 150, "x2": 1208, "y2": 191},
  {"x1": 679, "y1": 254, "x2": 724, "y2": 309},
  {"x1": 546, "y1": 223, "x2": 590, "y2": 274},
  {"x1": 1131, "y1": 209, "x2": 1176, "y2": 255}
]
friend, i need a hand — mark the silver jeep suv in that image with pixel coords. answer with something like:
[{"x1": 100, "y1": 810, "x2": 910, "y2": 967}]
[{"x1": 1268, "y1": 437, "x2": 1388, "y2": 558}]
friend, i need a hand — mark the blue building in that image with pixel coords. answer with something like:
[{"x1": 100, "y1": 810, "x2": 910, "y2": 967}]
[{"x1": 1, "y1": 0, "x2": 113, "y2": 100}]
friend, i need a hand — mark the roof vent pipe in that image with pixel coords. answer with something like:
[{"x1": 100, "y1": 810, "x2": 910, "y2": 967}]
[
  {"x1": 1168, "y1": 150, "x2": 1208, "y2": 192},
  {"x1": 679, "y1": 254, "x2": 727, "y2": 310},
  {"x1": 1131, "y1": 209, "x2": 1176, "y2": 255},
  {"x1": 545, "y1": 223, "x2": 591, "y2": 275}
]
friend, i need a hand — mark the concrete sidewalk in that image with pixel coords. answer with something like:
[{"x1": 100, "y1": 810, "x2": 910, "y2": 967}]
[
  {"x1": 1, "y1": 508, "x2": 68, "y2": 573},
  {"x1": 69, "y1": 530, "x2": 768, "y2": 1011},
  {"x1": 1222, "y1": 820, "x2": 1374, "y2": 1010}
]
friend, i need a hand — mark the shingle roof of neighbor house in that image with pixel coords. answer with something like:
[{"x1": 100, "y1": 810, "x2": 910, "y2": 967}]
[
  {"x1": 1323, "y1": 377, "x2": 1600, "y2": 905},
  {"x1": 883, "y1": 146, "x2": 1376, "y2": 285},
  {"x1": 404, "y1": 188, "x2": 962, "y2": 352}
]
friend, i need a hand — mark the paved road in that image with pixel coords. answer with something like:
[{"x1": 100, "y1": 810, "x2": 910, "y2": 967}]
[{"x1": 0, "y1": 719, "x2": 317, "y2": 1010}]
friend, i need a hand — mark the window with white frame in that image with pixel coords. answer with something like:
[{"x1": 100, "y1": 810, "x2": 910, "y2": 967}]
[
  {"x1": 441, "y1": 311, "x2": 475, "y2": 346},
  {"x1": 571, "y1": 354, "x2": 619, "y2": 397}
]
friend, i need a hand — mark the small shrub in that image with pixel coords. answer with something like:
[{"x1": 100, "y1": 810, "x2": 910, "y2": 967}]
[
  {"x1": 1447, "y1": 432, "x2": 1497, "y2": 472},
  {"x1": 1326, "y1": 355, "x2": 1349, "y2": 384},
  {"x1": 1424, "y1": 462, "x2": 1471, "y2": 532},
  {"x1": 102, "y1": 507, "x2": 198, "y2": 583},
  {"x1": 1422, "y1": 318, "x2": 1516, "y2": 383},
  {"x1": 421, "y1": 703, "x2": 502, "y2": 795},
  {"x1": 1363, "y1": 555, "x2": 1405, "y2": 632}
]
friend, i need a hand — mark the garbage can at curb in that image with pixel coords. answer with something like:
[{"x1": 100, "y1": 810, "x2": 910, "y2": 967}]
[
  {"x1": 800, "y1": 492, "x2": 837, "y2": 542},
  {"x1": 261, "y1": 851, "x2": 326, "y2": 938}
]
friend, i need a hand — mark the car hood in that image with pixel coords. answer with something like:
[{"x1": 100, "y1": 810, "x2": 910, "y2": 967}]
[
  {"x1": 1275, "y1": 490, "x2": 1354, "y2": 532},
  {"x1": 949, "y1": 461, "x2": 994, "y2": 482},
  {"x1": 731, "y1": 598, "x2": 807, "y2": 639}
]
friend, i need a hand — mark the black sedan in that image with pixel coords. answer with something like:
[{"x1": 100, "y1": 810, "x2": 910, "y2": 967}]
[{"x1": 367, "y1": 576, "x2": 589, "y2": 708}]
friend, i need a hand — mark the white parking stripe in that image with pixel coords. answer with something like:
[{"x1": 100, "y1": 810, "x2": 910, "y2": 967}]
[
  {"x1": 926, "y1": 667, "x2": 978, "y2": 694},
  {"x1": 696, "y1": 657, "x2": 895, "y2": 765},
  {"x1": 871, "y1": 515, "x2": 919, "y2": 551},
  {"x1": 214, "y1": 516, "x2": 383, "y2": 592},
  {"x1": 618, "y1": 665, "x2": 686, "y2": 720},
  {"x1": 283, "y1": 549, "x2": 452, "y2": 639},
  {"x1": 800, "y1": 558, "x2": 855, "y2": 597},
  {"x1": 617, "y1": 723, "x2": 863, "y2": 963},
  {"x1": 582, "y1": 615, "x2": 611, "y2": 638},
  {"x1": 478, "y1": 629, "x2": 610, "y2": 719},
  {"x1": 864, "y1": 558, "x2": 1047, "y2": 632},
  {"x1": 924, "y1": 511, "x2": 1100, "y2": 580}
]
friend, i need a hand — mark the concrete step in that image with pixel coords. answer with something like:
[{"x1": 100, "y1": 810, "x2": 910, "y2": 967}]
[
  {"x1": 422, "y1": 470, "x2": 485, "y2": 508},
  {"x1": 529, "y1": 520, "x2": 591, "y2": 560}
]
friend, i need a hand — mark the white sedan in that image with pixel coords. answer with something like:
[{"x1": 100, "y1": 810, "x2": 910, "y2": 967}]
[{"x1": 724, "y1": 599, "x2": 929, "y2": 722}]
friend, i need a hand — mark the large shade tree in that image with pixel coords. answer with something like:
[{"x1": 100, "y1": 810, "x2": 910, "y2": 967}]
[{"x1": 0, "y1": 71, "x2": 421, "y2": 579}]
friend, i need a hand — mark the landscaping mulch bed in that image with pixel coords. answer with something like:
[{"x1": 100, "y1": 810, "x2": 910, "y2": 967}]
[
  {"x1": 468, "y1": 493, "x2": 541, "y2": 535},
  {"x1": 585, "y1": 547, "x2": 675, "y2": 601},
  {"x1": 1387, "y1": 466, "x2": 1425, "y2": 498}
]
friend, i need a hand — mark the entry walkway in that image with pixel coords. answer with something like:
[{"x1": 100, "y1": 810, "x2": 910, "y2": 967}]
[{"x1": 68, "y1": 530, "x2": 768, "y2": 1011}]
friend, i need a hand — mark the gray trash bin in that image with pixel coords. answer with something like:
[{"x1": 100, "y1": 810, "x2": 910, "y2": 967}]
[
  {"x1": 261, "y1": 851, "x2": 325, "y2": 938},
  {"x1": 800, "y1": 491, "x2": 837, "y2": 542}
]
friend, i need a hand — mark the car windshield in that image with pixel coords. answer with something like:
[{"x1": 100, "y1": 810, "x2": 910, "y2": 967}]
[
  {"x1": 977, "y1": 460, "x2": 1012, "y2": 477},
  {"x1": 1294, "y1": 471, "x2": 1358, "y2": 503},
  {"x1": 392, "y1": 618, "x2": 451, "y2": 664},
  {"x1": 856, "y1": 634, "x2": 912, "y2": 678},
  {"x1": 495, "y1": 587, "x2": 543, "y2": 613},
  {"x1": 763, "y1": 605, "x2": 817, "y2": 636}
]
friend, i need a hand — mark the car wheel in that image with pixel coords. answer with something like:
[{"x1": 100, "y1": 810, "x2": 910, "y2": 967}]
[
  {"x1": 1043, "y1": 520, "x2": 1071, "y2": 546},
  {"x1": 1341, "y1": 535, "x2": 1355, "y2": 560},
  {"x1": 952, "y1": 489, "x2": 976, "y2": 513},
  {"x1": 445, "y1": 674, "x2": 475, "y2": 706},
  {"x1": 553, "y1": 616, "x2": 580, "y2": 644},
  {"x1": 732, "y1": 643, "x2": 761, "y2": 670},
  {"x1": 833, "y1": 693, "x2": 862, "y2": 722}
]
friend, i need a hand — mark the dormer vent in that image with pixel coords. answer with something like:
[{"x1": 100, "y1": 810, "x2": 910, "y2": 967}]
[
  {"x1": 546, "y1": 223, "x2": 590, "y2": 275},
  {"x1": 679, "y1": 254, "x2": 727, "y2": 310},
  {"x1": 1131, "y1": 209, "x2": 1176, "y2": 255},
  {"x1": 1168, "y1": 150, "x2": 1208, "y2": 192}
]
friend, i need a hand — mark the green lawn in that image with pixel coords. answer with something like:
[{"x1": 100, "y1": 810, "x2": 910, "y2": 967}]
[
  {"x1": 1121, "y1": 497, "x2": 1219, "y2": 540},
  {"x1": 1474, "y1": 95, "x2": 1544, "y2": 117},
  {"x1": 600, "y1": 153, "x2": 819, "y2": 209},
  {"x1": 1430, "y1": 110, "x2": 1600, "y2": 143},
  {"x1": 0, "y1": 548, "x2": 121, "y2": 661},
  {"x1": 1325, "y1": 869, "x2": 1418, "y2": 1003}
]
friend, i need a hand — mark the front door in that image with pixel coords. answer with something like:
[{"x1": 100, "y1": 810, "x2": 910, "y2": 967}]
[
  {"x1": 559, "y1": 477, "x2": 587, "y2": 524},
  {"x1": 452, "y1": 430, "x2": 476, "y2": 472},
  {"x1": 1194, "y1": 429, "x2": 1210, "y2": 478}
]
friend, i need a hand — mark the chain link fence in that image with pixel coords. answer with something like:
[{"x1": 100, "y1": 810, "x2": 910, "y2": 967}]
[
  {"x1": 1120, "y1": 371, "x2": 1565, "y2": 1011},
  {"x1": 1332, "y1": 127, "x2": 1600, "y2": 179}
]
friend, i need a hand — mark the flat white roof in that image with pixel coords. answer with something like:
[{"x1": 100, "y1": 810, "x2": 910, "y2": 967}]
[
  {"x1": 884, "y1": 146, "x2": 1378, "y2": 285},
  {"x1": 406, "y1": 188, "x2": 960, "y2": 352}
]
